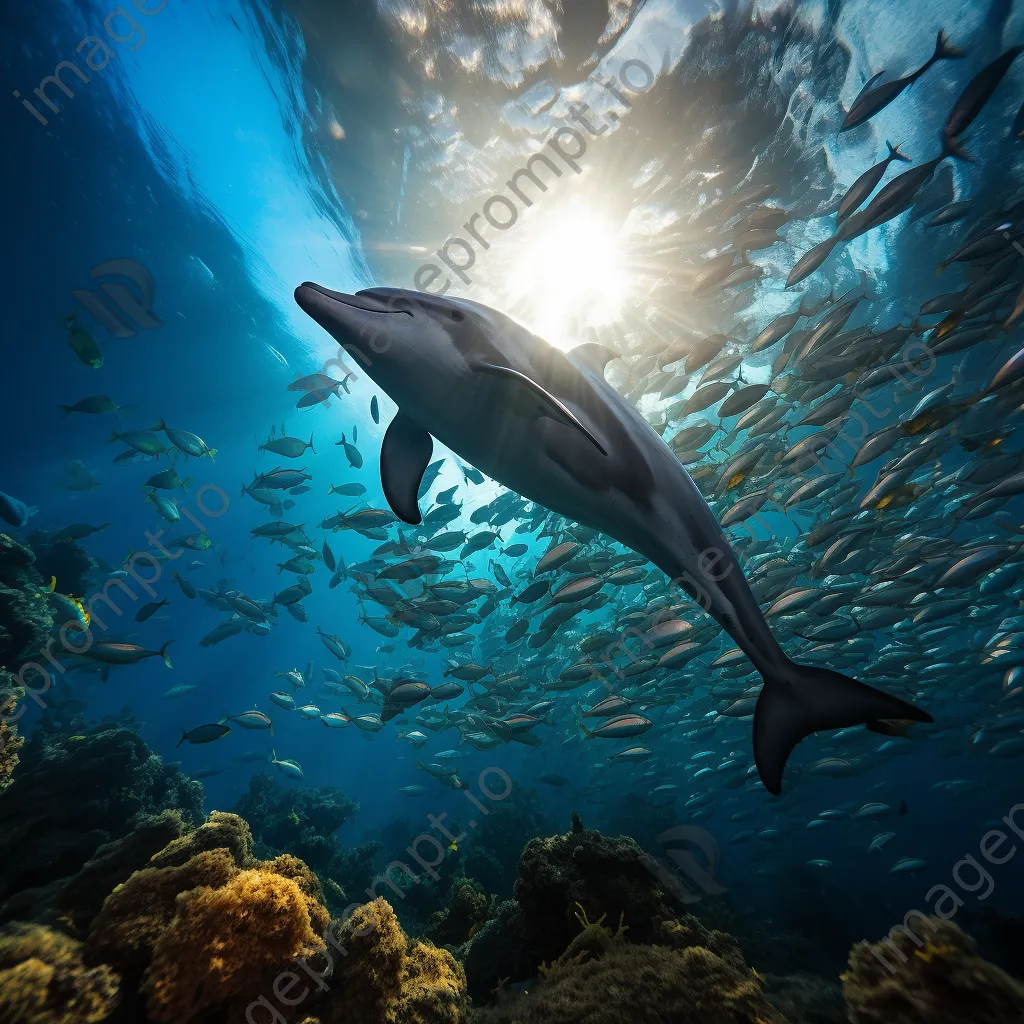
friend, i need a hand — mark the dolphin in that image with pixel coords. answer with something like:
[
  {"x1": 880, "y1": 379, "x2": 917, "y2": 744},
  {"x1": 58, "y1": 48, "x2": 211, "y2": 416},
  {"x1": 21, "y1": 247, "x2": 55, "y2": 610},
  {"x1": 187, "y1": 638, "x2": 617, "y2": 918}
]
[{"x1": 294, "y1": 283, "x2": 932, "y2": 794}]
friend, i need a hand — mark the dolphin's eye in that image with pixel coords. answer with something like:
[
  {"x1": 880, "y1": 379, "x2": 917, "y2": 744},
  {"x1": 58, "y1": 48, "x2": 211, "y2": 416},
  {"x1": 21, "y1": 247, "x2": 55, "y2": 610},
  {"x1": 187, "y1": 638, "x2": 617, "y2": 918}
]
[{"x1": 451, "y1": 309, "x2": 465, "y2": 322}]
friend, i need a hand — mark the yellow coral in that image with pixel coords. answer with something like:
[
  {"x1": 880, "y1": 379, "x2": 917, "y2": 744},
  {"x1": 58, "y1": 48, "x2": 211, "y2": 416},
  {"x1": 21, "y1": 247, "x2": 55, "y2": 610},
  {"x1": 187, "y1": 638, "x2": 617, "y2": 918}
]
[
  {"x1": 0, "y1": 923, "x2": 120, "y2": 1024},
  {"x1": 88, "y1": 848, "x2": 239, "y2": 973},
  {"x1": 844, "y1": 917, "x2": 1024, "y2": 1024},
  {"x1": 143, "y1": 868, "x2": 328, "y2": 1023},
  {"x1": 149, "y1": 810, "x2": 253, "y2": 869},
  {"x1": 323, "y1": 898, "x2": 467, "y2": 1024},
  {"x1": 0, "y1": 685, "x2": 24, "y2": 792},
  {"x1": 539, "y1": 902, "x2": 630, "y2": 983}
]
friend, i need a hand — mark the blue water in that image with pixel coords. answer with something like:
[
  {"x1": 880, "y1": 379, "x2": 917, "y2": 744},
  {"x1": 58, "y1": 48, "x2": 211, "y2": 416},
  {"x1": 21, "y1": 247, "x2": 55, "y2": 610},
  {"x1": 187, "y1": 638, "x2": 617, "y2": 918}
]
[{"x1": 4, "y1": 0, "x2": 1024, "y2": 974}]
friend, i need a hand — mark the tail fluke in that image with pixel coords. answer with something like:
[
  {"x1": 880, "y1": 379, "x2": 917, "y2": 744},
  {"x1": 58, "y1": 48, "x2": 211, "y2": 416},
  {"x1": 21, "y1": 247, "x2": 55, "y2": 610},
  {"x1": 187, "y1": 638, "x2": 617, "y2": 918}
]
[
  {"x1": 753, "y1": 659, "x2": 931, "y2": 795},
  {"x1": 933, "y1": 28, "x2": 966, "y2": 63},
  {"x1": 886, "y1": 140, "x2": 911, "y2": 163},
  {"x1": 160, "y1": 641, "x2": 174, "y2": 668}
]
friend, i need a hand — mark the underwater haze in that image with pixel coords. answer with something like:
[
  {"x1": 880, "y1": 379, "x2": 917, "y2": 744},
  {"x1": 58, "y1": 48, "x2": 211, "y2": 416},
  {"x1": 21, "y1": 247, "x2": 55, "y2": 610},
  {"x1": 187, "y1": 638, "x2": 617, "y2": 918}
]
[{"x1": 3, "y1": 1, "x2": 1024, "y2": 1021}]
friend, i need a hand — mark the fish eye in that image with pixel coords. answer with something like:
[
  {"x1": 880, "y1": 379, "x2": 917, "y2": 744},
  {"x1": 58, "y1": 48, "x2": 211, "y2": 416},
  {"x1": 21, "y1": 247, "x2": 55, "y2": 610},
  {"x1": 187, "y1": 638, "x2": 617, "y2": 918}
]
[{"x1": 451, "y1": 309, "x2": 465, "y2": 322}]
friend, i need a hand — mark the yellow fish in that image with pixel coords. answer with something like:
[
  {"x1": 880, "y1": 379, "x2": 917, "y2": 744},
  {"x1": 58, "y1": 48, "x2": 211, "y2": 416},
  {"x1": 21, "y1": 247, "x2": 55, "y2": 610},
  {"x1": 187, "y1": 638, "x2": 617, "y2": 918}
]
[{"x1": 448, "y1": 841, "x2": 458, "y2": 853}]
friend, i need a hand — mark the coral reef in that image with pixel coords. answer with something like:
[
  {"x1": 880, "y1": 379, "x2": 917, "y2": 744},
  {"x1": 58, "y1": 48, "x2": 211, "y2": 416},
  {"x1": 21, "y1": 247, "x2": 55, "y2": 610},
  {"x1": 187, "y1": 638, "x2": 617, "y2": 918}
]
[
  {"x1": 235, "y1": 770, "x2": 357, "y2": 874},
  {"x1": 143, "y1": 868, "x2": 329, "y2": 1022},
  {"x1": 462, "y1": 788, "x2": 552, "y2": 899},
  {"x1": 334, "y1": 840, "x2": 383, "y2": 904},
  {"x1": 0, "y1": 922, "x2": 120, "y2": 1023},
  {"x1": 471, "y1": 906, "x2": 789, "y2": 1024},
  {"x1": 0, "y1": 726, "x2": 202, "y2": 908},
  {"x1": 424, "y1": 879, "x2": 493, "y2": 948},
  {"x1": 463, "y1": 821, "x2": 688, "y2": 1001},
  {"x1": 320, "y1": 897, "x2": 467, "y2": 1024},
  {"x1": 86, "y1": 809, "x2": 333, "y2": 1022},
  {"x1": 0, "y1": 809, "x2": 186, "y2": 933},
  {"x1": 765, "y1": 972, "x2": 846, "y2": 1024},
  {"x1": 843, "y1": 916, "x2": 1024, "y2": 1023},
  {"x1": 0, "y1": 679, "x2": 23, "y2": 792},
  {"x1": 27, "y1": 529, "x2": 97, "y2": 599},
  {"x1": 514, "y1": 822, "x2": 683, "y2": 955},
  {"x1": 0, "y1": 533, "x2": 56, "y2": 667},
  {"x1": 87, "y1": 812, "x2": 254, "y2": 973}
]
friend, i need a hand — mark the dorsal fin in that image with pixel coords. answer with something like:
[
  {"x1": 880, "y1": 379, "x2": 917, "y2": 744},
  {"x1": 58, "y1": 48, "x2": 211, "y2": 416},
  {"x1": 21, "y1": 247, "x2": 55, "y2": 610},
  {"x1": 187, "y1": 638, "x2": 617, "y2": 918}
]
[{"x1": 568, "y1": 342, "x2": 620, "y2": 375}]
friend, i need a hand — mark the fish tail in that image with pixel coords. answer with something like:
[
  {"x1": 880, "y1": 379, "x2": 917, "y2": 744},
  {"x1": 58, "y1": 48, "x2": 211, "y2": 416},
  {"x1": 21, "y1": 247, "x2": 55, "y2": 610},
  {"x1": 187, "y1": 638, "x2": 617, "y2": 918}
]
[
  {"x1": 160, "y1": 641, "x2": 174, "y2": 668},
  {"x1": 576, "y1": 711, "x2": 593, "y2": 739},
  {"x1": 207, "y1": 449, "x2": 218, "y2": 462},
  {"x1": 309, "y1": 434, "x2": 316, "y2": 455},
  {"x1": 933, "y1": 28, "x2": 965, "y2": 62},
  {"x1": 941, "y1": 132, "x2": 973, "y2": 163},
  {"x1": 887, "y1": 140, "x2": 911, "y2": 163},
  {"x1": 59, "y1": 405, "x2": 74, "y2": 416},
  {"x1": 177, "y1": 729, "x2": 187, "y2": 748},
  {"x1": 151, "y1": 418, "x2": 167, "y2": 432},
  {"x1": 753, "y1": 658, "x2": 932, "y2": 795}
]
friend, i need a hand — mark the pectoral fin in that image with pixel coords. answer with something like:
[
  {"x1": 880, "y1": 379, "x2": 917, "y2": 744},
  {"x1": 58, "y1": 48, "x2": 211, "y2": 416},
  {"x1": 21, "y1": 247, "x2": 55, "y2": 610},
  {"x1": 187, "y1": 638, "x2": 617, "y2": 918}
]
[
  {"x1": 474, "y1": 361, "x2": 607, "y2": 456},
  {"x1": 381, "y1": 412, "x2": 434, "y2": 525}
]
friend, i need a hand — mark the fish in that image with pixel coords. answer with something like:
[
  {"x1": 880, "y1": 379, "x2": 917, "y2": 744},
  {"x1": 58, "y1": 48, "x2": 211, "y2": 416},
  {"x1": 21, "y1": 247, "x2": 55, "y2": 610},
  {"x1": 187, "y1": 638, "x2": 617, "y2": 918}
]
[
  {"x1": 64, "y1": 313, "x2": 103, "y2": 368},
  {"x1": 336, "y1": 432, "x2": 363, "y2": 468},
  {"x1": 55, "y1": 522, "x2": 111, "y2": 542},
  {"x1": 890, "y1": 856, "x2": 927, "y2": 874},
  {"x1": 289, "y1": 372, "x2": 348, "y2": 392},
  {"x1": 943, "y1": 46, "x2": 1024, "y2": 142},
  {"x1": 322, "y1": 541, "x2": 337, "y2": 573},
  {"x1": 260, "y1": 434, "x2": 315, "y2": 458},
  {"x1": 134, "y1": 598, "x2": 169, "y2": 622},
  {"x1": 145, "y1": 467, "x2": 190, "y2": 491},
  {"x1": 252, "y1": 467, "x2": 312, "y2": 490},
  {"x1": 108, "y1": 430, "x2": 168, "y2": 457},
  {"x1": 371, "y1": 395, "x2": 380, "y2": 423},
  {"x1": 539, "y1": 773, "x2": 569, "y2": 786},
  {"x1": 295, "y1": 282, "x2": 930, "y2": 794},
  {"x1": 152, "y1": 419, "x2": 217, "y2": 460},
  {"x1": 837, "y1": 142, "x2": 912, "y2": 225},
  {"x1": 840, "y1": 30, "x2": 964, "y2": 132},
  {"x1": 171, "y1": 572, "x2": 196, "y2": 599},
  {"x1": 226, "y1": 709, "x2": 273, "y2": 731},
  {"x1": 270, "y1": 749, "x2": 304, "y2": 779},
  {"x1": 162, "y1": 684, "x2": 197, "y2": 699},
  {"x1": 177, "y1": 722, "x2": 231, "y2": 746},
  {"x1": 0, "y1": 491, "x2": 37, "y2": 528},
  {"x1": 60, "y1": 395, "x2": 126, "y2": 416},
  {"x1": 317, "y1": 626, "x2": 351, "y2": 661},
  {"x1": 81, "y1": 641, "x2": 174, "y2": 668}
]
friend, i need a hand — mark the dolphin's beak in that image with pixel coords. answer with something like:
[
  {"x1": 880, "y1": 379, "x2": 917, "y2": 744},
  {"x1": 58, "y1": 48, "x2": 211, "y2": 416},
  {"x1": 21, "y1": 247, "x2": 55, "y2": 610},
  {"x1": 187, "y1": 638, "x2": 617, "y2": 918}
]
[{"x1": 294, "y1": 282, "x2": 404, "y2": 343}]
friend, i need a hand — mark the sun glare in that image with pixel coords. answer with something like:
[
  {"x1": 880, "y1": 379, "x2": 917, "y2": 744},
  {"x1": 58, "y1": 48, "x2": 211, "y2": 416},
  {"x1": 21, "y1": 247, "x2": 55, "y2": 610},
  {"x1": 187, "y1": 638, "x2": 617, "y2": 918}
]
[{"x1": 501, "y1": 204, "x2": 634, "y2": 350}]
